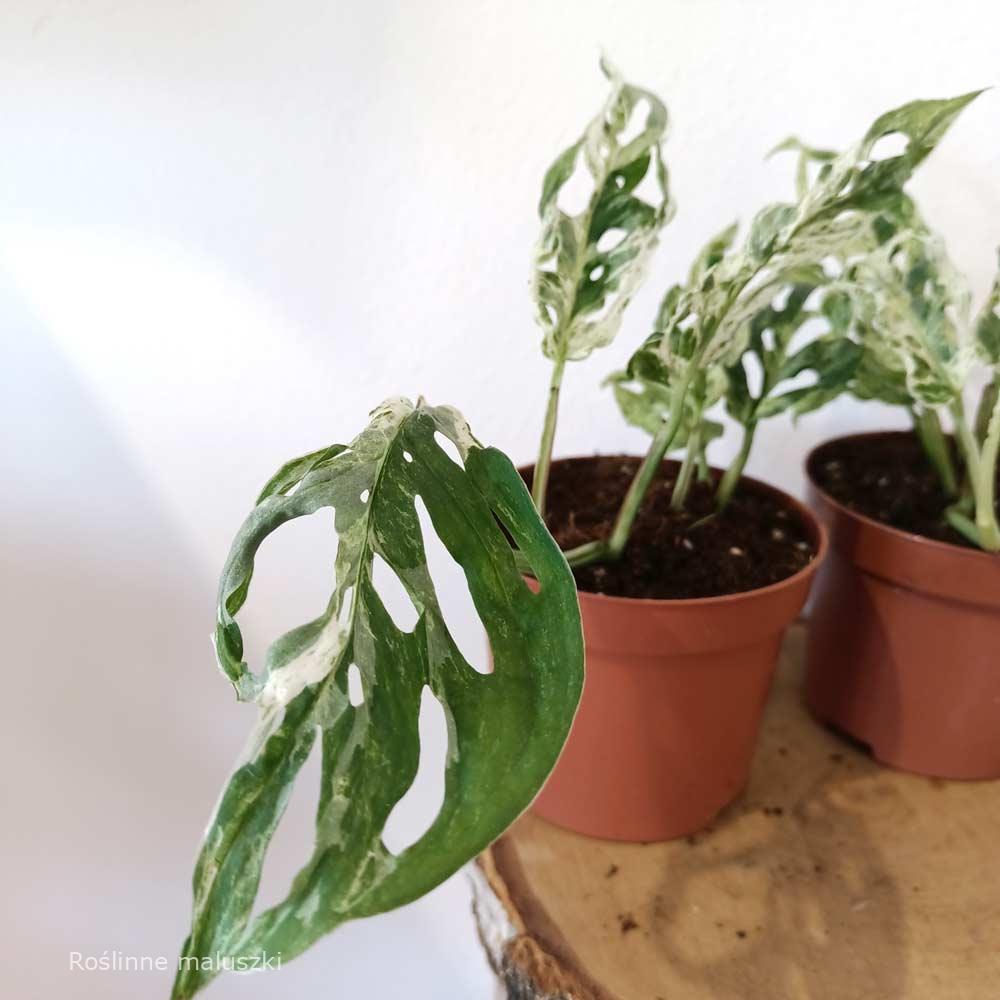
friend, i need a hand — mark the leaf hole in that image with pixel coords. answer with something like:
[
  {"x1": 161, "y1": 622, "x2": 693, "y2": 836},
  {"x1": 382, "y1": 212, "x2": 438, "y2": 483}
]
[
  {"x1": 631, "y1": 156, "x2": 665, "y2": 205},
  {"x1": 359, "y1": 488, "x2": 370, "y2": 504},
  {"x1": 414, "y1": 495, "x2": 493, "y2": 675},
  {"x1": 238, "y1": 508, "x2": 337, "y2": 674},
  {"x1": 869, "y1": 132, "x2": 908, "y2": 162},
  {"x1": 433, "y1": 430, "x2": 465, "y2": 469},
  {"x1": 743, "y1": 352, "x2": 765, "y2": 398},
  {"x1": 337, "y1": 585, "x2": 355, "y2": 631},
  {"x1": 616, "y1": 98, "x2": 651, "y2": 148},
  {"x1": 590, "y1": 264, "x2": 606, "y2": 282},
  {"x1": 346, "y1": 663, "x2": 364, "y2": 706},
  {"x1": 372, "y1": 554, "x2": 420, "y2": 633},
  {"x1": 381, "y1": 686, "x2": 448, "y2": 855},
  {"x1": 403, "y1": 450, "x2": 413, "y2": 463},
  {"x1": 597, "y1": 227, "x2": 627, "y2": 252},
  {"x1": 555, "y1": 154, "x2": 593, "y2": 217},
  {"x1": 250, "y1": 730, "x2": 323, "y2": 920}
]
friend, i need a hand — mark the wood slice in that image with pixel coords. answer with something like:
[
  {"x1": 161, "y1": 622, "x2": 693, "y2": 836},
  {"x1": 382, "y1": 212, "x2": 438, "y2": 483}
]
[{"x1": 472, "y1": 626, "x2": 1000, "y2": 999}]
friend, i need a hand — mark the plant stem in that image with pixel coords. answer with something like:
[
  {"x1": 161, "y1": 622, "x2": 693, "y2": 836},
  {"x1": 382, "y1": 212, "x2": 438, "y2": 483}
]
[
  {"x1": 563, "y1": 370, "x2": 694, "y2": 568},
  {"x1": 950, "y1": 399, "x2": 1000, "y2": 552},
  {"x1": 606, "y1": 371, "x2": 693, "y2": 559},
  {"x1": 716, "y1": 421, "x2": 757, "y2": 510},
  {"x1": 531, "y1": 356, "x2": 567, "y2": 517},
  {"x1": 670, "y1": 421, "x2": 701, "y2": 510},
  {"x1": 911, "y1": 407, "x2": 958, "y2": 496}
]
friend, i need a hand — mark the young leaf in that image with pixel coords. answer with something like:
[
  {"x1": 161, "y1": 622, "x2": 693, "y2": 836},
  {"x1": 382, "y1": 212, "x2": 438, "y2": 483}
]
[
  {"x1": 841, "y1": 230, "x2": 970, "y2": 407},
  {"x1": 606, "y1": 368, "x2": 724, "y2": 445},
  {"x1": 172, "y1": 398, "x2": 584, "y2": 999},
  {"x1": 756, "y1": 335, "x2": 864, "y2": 419},
  {"x1": 532, "y1": 59, "x2": 673, "y2": 363}
]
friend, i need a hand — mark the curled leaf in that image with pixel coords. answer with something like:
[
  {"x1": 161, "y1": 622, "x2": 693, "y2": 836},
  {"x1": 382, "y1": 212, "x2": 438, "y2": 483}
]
[
  {"x1": 532, "y1": 60, "x2": 673, "y2": 362},
  {"x1": 173, "y1": 398, "x2": 583, "y2": 998}
]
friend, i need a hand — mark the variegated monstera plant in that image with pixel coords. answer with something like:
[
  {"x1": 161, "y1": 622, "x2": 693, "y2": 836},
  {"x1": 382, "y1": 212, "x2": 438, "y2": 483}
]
[
  {"x1": 172, "y1": 400, "x2": 584, "y2": 998},
  {"x1": 823, "y1": 216, "x2": 1000, "y2": 550},
  {"x1": 174, "y1": 61, "x2": 988, "y2": 998},
  {"x1": 528, "y1": 71, "x2": 981, "y2": 561}
]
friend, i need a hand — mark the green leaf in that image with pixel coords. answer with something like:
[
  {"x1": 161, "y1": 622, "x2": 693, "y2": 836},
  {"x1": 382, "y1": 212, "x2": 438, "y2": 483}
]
[
  {"x1": 172, "y1": 398, "x2": 584, "y2": 999},
  {"x1": 532, "y1": 60, "x2": 673, "y2": 362},
  {"x1": 607, "y1": 361, "x2": 724, "y2": 447},
  {"x1": 757, "y1": 335, "x2": 864, "y2": 418}
]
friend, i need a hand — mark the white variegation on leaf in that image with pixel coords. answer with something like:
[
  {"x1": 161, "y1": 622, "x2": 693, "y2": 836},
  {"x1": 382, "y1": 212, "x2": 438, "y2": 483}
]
[
  {"x1": 532, "y1": 58, "x2": 673, "y2": 363},
  {"x1": 840, "y1": 231, "x2": 971, "y2": 408}
]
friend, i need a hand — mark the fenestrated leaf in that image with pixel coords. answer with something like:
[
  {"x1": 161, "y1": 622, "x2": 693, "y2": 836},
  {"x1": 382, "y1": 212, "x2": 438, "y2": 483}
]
[
  {"x1": 646, "y1": 91, "x2": 980, "y2": 391},
  {"x1": 757, "y1": 335, "x2": 864, "y2": 419},
  {"x1": 172, "y1": 398, "x2": 584, "y2": 999},
  {"x1": 532, "y1": 59, "x2": 673, "y2": 362},
  {"x1": 605, "y1": 368, "x2": 723, "y2": 446},
  {"x1": 839, "y1": 229, "x2": 970, "y2": 408}
]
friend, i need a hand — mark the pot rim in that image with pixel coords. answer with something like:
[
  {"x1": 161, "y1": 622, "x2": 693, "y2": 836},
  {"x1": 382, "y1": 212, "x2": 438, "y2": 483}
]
[
  {"x1": 531, "y1": 455, "x2": 829, "y2": 608},
  {"x1": 804, "y1": 430, "x2": 1000, "y2": 566}
]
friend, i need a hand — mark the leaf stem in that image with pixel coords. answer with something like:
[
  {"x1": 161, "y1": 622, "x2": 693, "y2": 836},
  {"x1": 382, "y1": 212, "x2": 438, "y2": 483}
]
[
  {"x1": 950, "y1": 399, "x2": 1000, "y2": 552},
  {"x1": 716, "y1": 420, "x2": 757, "y2": 510},
  {"x1": 911, "y1": 407, "x2": 958, "y2": 496},
  {"x1": 670, "y1": 420, "x2": 701, "y2": 510},
  {"x1": 563, "y1": 370, "x2": 693, "y2": 568},
  {"x1": 532, "y1": 356, "x2": 567, "y2": 517}
]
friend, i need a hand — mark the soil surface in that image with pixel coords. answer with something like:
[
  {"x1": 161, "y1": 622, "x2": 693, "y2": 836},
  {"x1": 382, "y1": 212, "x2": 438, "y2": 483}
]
[
  {"x1": 527, "y1": 456, "x2": 816, "y2": 600},
  {"x1": 810, "y1": 432, "x2": 1000, "y2": 549}
]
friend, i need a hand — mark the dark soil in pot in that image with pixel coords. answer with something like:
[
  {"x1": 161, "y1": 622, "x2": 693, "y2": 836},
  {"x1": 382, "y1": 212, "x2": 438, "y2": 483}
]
[
  {"x1": 523, "y1": 455, "x2": 815, "y2": 600},
  {"x1": 810, "y1": 431, "x2": 1000, "y2": 549}
]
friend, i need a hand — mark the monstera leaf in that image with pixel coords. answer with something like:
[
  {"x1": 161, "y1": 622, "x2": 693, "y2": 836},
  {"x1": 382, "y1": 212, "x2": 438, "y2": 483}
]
[
  {"x1": 651, "y1": 92, "x2": 979, "y2": 389},
  {"x1": 606, "y1": 363, "x2": 724, "y2": 446},
  {"x1": 842, "y1": 229, "x2": 971, "y2": 408},
  {"x1": 532, "y1": 58, "x2": 672, "y2": 363},
  {"x1": 726, "y1": 283, "x2": 862, "y2": 422},
  {"x1": 172, "y1": 398, "x2": 584, "y2": 999}
]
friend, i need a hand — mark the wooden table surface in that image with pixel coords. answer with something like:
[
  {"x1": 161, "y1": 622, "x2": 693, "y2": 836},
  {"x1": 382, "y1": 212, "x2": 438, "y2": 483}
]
[{"x1": 472, "y1": 627, "x2": 1000, "y2": 1000}]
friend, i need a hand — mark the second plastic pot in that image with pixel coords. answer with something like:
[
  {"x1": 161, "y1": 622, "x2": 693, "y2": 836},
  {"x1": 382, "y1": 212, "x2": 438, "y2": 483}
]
[
  {"x1": 532, "y1": 467, "x2": 827, "y2": 842},
  {"x1": 804, "y1": 432, "x2": 1000, "y2": 779}
]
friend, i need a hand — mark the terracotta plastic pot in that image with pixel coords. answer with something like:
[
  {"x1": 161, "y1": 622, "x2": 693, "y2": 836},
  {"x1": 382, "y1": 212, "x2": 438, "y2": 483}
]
[
  {"x1": 531, "y1": 466, "x2": 827, "y2": 843},
  {"x1": 804, "y1": 432, "x2": 1000, "y2": 779}
]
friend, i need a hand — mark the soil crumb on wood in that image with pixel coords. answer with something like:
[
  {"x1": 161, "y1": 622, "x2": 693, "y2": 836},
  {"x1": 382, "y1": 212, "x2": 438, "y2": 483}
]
[
  {"x1": 526, "y1": 455, "x2": 815, "y2": 599},
  {"x1": 810, "y1": 432, "x2": 1000, "y2": 549}
]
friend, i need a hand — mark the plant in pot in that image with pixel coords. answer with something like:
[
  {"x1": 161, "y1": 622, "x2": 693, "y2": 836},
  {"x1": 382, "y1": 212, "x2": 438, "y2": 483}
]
[
  {"x1": 171, "y1": 399, "x2": 584, "y2": 998},
  {"x1": 802, "y1": 176, "x2": 1000, "y2": 778},
  {"x1": 525, "y1": 81, "x2": 980, "y2": 841}
]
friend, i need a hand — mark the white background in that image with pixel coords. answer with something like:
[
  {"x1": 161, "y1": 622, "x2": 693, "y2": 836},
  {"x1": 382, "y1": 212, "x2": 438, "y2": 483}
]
[{"x1": 2, "y1": 2, "x2": 998, "y2": 998}]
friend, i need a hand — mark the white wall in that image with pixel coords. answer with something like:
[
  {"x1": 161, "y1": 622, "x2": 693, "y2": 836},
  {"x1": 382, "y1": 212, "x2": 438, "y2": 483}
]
[{"x1": 2, "y1": 2, "x2": 997, "y2": 998}]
